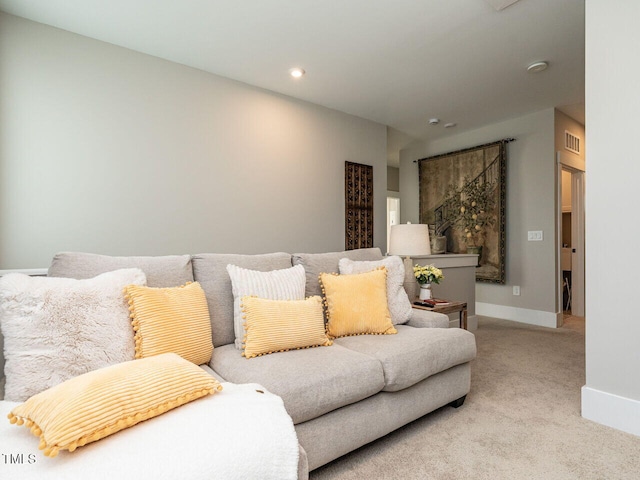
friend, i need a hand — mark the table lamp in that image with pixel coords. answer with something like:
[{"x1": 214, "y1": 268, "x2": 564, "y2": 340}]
[{"x1": 388, "y1": 223, "x2": 431, "y2": 300}]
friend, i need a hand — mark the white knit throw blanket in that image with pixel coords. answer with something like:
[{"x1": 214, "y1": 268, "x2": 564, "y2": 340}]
[{"x1": 0, "y1": 382, "x2": 299, "y2": 480}]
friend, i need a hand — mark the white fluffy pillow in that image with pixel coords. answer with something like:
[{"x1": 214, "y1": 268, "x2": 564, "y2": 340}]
[
  {"x1": 339, "y1": 256, "x2": 412, "y2": 325},
  {"x1": 0, "y1": 268, "x2": 146, "y2": 401},
  {"x1": 226, "y1": 264, "x2": 306, "y2": 349}
]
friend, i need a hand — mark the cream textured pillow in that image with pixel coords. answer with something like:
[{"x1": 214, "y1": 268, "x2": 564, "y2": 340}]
[
  {"x1": 124, "y1": 282, "x2": 213, "y2": 365},
  {"x1": 7, "y1": 353, "x2": 222, "y2": 457},
  {"x1": 319, "y1": 268, "x2": 397, "y2": 339},
  {"x1": 0, "y1": 269, "x2": 146, "y2": 402},
  {"x1": 339, "y1": 256, "x2": 412, "y2": 325},
  {"x1": 241, "y1": 296, "x2": 332, "y2": 358},
  {"x1": 226, "y1": 264, "x2": 306, "y2": 349}
]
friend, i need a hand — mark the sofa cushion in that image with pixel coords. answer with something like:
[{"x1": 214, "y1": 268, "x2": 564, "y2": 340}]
[
  {"x1": 241, "y1": 296, "x2": 332, "y2": 358},
  {"x1": 339, "y1": 256, "x2": 413, "y2": 325},
  {"x1": 319, "y1": 268, "x2": 396, "y2": 339},
  {"x1": 210, "y1": 343, "x2": 385, "y2": 424},
  {"x1": 8, "y1": 353, "x2": 222, "y2": 457},
  {"x1": 227, "y1": 264, "x2": 306, "y2": 349},
  {"x1": 334, "y1": 325, "x2": 476, "y2": 392},
  {"x1": 124, "y1": 282, "x2": 213, "y2": 365},
  {"x1": 0, "y1": 269, "x2": 146, "y2": 402},
  {"x1": 48, "y1": 252, "x2": 193, "y2": 287},
  {"x1": 192, "y1": 253, "x2": 293, "y2": 347},
  {"x1": 292, "y1": 248, "x2": 383, "y2": 298}
]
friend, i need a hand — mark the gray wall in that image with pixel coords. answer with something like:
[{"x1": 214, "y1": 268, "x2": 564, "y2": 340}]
[
  {"x1": 399, "y1": 109, "x2": 556, "y2": 314},
  {"x1": 386, "y1": 166, "x2": 399, "y2": 192},
  {"x1": 583, "y1": 0, "x2": 640, "y2": 433},
  {"x1": 0, "y1": 14, "x2": 387, "y2": 269}
]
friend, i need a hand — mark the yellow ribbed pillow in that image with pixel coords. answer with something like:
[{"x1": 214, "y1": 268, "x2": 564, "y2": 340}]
[
  {"x1": 241, "y1": 296, "x2": 333, "y2": 358},
  {"x1": 124, "y1": 282, "x2": 213, "y2": 365},
  {"x1": 319, "y1": 267, "x2": 397, "y2": 339},
  {"x1": 7, "y1": 353, "x2": 222, "y2": 457}
]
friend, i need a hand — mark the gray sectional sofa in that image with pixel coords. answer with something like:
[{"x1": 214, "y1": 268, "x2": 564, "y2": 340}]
[{"x1": 2, "y1": 247, "x2": 477, "y2": 477}]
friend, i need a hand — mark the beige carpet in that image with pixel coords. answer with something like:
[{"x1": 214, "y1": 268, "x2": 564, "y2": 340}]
[{"x1": 310, "y1": 316, "x2": 640, "y2": 480}]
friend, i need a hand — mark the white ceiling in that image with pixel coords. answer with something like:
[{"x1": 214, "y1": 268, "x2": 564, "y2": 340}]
[{"x1": 0, "y1": 0, "x2": 585, "y2": 166}]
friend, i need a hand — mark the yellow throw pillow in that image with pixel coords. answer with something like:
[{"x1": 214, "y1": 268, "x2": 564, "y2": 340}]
[
  {"x1": 319, "y1": 267, "x2": 397, "y2": 339},
  {"x1": 241, "y1": 296, "x2": 333, "y2": 358},
  {"x1": 124, "y1": 282, "x2": 213, "y2": 365},
  {"x1": 7, "y1": 353, "x2": 222, "y2": 457}
]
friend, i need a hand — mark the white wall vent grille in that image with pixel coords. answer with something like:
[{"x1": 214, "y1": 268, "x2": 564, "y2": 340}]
[{"x1": 565, "y1": 130, "x2": 581, "y2": 155}]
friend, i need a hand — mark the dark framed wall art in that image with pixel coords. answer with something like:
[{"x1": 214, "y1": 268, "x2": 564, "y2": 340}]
[
  {"x1": 418, "y1": 140, "x2": 508, "y2": 283},
  {"x1": 345, "y1": 161, "x2": 374, "y2": 250}
]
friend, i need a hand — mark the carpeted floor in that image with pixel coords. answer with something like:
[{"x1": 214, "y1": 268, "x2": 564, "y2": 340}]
[{"x1": 310, "y1": 316, "x2": 640, "y2": 479}]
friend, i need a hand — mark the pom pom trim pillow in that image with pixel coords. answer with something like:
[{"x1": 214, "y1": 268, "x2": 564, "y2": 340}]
[
  {"x1": 124, "y1": 282, "x2": 213, "y2": 365},
  {"x1": 7, "y1": 353, "x2": 222, "y2": 457},
  {"x1": 226, "y1": 264, "x2": 306, "y2": 349},
  {"x1": 319, "y1": 267, "x2": 397, "y2": 339},
  {"x1": 0, "y1": 269, "x2": 146, "y2": 402},
  {"x1": 241, "y1": 296, "x2": 332, "y2": 358},
  {"x1": 339, "y1": 256, "x2": 412, "y2": 325}
]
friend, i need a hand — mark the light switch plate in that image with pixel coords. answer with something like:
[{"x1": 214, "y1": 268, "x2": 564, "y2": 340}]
[{"x1": 527, "y1": 231, "x2": 543, "y2": 241}]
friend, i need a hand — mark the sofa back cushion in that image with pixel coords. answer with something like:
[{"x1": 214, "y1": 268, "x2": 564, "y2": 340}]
[
  {"x1": 48, "y1": 252, "x2": 193, "y2": 287},
  {"x1": 191, "y1": 253, "x2": 293, "y2": 347},
  {"x1": 226, "y1": 264, "x2": 306, "y2": 349},
  {"x1": 291, "y1": 248, "x2": 384, "y2": 297},
  {"x1": 339, "y1": 256, "x2": 413, "y2": 325}
]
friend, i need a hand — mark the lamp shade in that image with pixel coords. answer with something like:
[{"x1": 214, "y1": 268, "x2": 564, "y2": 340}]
[{"x1": 388, "y1": 224, "x2": 431, "y2": 256}]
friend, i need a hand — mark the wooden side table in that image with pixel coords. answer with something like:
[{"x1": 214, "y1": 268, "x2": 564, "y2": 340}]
[{"x1": 412, "y1": 300, "x2": 468, "y2": 330}]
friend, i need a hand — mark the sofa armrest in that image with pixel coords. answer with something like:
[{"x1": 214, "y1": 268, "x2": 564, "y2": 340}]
[{"x1": 406, "y1": 308, "x2": 450, "y2": 328}]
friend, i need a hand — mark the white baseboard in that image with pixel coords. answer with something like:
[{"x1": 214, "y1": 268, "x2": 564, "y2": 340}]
[
  {"x1": 582, "y1": 386, "x2": 640, "y2": 437},
  {"x1": 475, "y1": 302, "x2": 560, "y2": 328}
]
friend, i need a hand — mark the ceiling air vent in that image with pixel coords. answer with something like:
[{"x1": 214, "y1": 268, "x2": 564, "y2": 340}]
[{"x1": 564, "y1": 130, "x2": 581, "y2": 155}]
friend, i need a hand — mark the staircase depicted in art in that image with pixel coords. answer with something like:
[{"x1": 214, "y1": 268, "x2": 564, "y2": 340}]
[{"x1": 433, "y1": 154, "x2": 500, "y2": 236}]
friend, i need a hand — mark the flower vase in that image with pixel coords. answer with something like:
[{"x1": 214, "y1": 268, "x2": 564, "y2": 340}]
[{"x1": 419, "y1": 284, "x2": 432, "y2": 300}]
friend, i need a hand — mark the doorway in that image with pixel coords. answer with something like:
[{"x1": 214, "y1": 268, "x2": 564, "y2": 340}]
[
  {"x1": 387, "y1": 196, "x2": 400, "y2": 253},
  {"x1": 557, "y1": 152, "x2": 585, "y2": 320}
]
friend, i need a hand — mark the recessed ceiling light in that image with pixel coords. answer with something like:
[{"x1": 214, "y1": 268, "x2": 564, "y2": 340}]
[
  {"x1": 289, "y1": 67, "x2": 305, "y2": 78},
  {"x1": 444, "y1": 123, "x2": 457, "y2": 128},
  {"x1": 527, "y1": 61, "x2": 548, "y2": 73},
  {"x1": 428, "y1": 118, "x2": 440, "y2": 125}
]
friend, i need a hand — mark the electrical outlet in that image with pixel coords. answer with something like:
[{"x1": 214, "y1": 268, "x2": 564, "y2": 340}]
[
  {"x1": 513, "y1": 285, "x2": 521, "y2": 296},
  {"x1": 527, "y1": 231, "x2": 543, "y2": 241}
]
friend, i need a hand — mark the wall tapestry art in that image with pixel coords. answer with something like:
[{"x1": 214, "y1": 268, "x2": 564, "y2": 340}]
[{"x1": 418, "y1": 140, "x2": 509, "y2": 283}]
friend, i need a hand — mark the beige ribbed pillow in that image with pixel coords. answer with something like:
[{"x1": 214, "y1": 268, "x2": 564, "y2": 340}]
[
  {"x1": 241, "y1": 296, "x2": 332, "y2": 358},
  {"x1": 7, "y1": 353, "x2": 222, "y2": 457},
  {"x1": 124, "y1": 282, "x2": 213, "y2": 365},
  {"x1": 319, "y1": 267, "x2": 397, "y2": 339}
]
